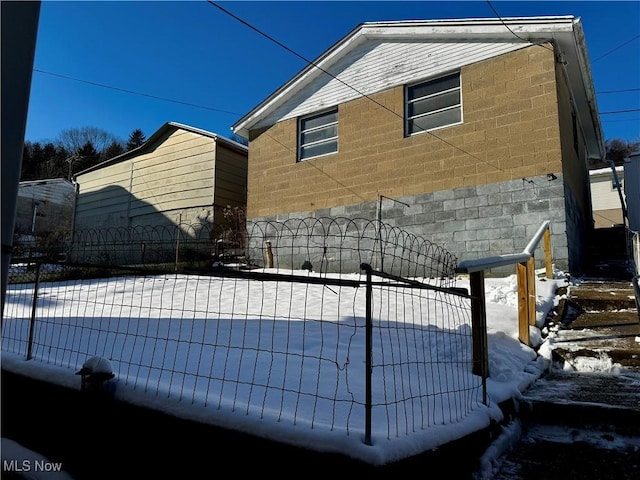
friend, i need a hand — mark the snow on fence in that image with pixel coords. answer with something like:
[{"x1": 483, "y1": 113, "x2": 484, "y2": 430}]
[{"x1": 2, "y1": 218, "x2": 483, "y2": 446}]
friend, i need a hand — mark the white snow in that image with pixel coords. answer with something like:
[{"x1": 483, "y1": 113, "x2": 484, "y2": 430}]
[{"x1": 2, "y1": 267, "x2": 569, "y2": 467}]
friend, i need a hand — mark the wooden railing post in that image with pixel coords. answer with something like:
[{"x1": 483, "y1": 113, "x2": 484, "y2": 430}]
[
  {"x1": 517, "y1": 262, "x2": 530, "y2": 347},
  {"x1": 458, "y1": 221, "x2": 552, "y2": 350},
  {"x1": 470, "y1": 271, "x2": 489, "y2": 389},
  {"x1": 526, "y1": 256, "x2": 536, "y2": 328},
  {"x1": 543, "y1": 227, "x2": 552, "y2": 279}
]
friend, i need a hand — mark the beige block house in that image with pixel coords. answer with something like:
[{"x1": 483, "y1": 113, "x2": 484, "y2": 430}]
[
  {"x1": 74, "y1": 122, "x2": 248, "y2": 238},
  {"x1": 232, "y1": 16, "x2": 606, "y2": 274}
]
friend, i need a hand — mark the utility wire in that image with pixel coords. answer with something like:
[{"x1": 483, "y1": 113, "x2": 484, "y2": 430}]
[
  {"x1": 592, "y1": 34, "x2": 640, "y2": 63},
  {"x1": 33, "y1": 68, "x2": 243, "y2": 116},
  {"x1": 207, "y1": 1, "x2": 509, "y2": 174},
  {"x1": 597, "y1": 88, "x2": 640, "y2": 94},
  {"x1": 601, "y1": 118, "x2": 640, "y2": 123},
  {"x1": 485, "y1": 1, "x2": 555, "y2": 53},
  {"x1": 600, "y1": 108, "x2": 640, "y2": 115}
]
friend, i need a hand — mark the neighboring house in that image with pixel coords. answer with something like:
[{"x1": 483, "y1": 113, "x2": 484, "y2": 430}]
[
  {"x1": 589, "y1": 165, "x2": 625, "y2": 228},
  {"x1": 14, "y1": 178, "x2": 75, "y2": 238},
  {"x1": 74, "y1": 122, "x2": 248, "y2": 231},
  {"x1": 625, "y1": 151, "x2": 640, "y2": 232},
  {"x1": 73, "y1": 122, "x2": 248, "y2": 264},
  {"x1": 232, "y1": 16, "x2": 606, "y2": 275}
]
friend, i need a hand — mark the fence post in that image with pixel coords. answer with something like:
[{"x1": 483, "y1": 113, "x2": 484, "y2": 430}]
[
  {"x1": 469, "y1": 271, "x2": 488, "y2": 402},
  {"x1": 360, "y1": 263, "x2": 373, "y2": 446},
  {"x1": 26, "y1": 262, "x2": 41, "y2": 360},
  {"x1": 265, "y1": 241, "x2": 274, "y2": 268}
]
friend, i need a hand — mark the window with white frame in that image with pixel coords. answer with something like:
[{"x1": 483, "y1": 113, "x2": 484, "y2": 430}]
[
  {"x1": 405, "y1": 72, "x2": 462, "y2": 136},
  {"x1": 298, "y1": 108, "x2": 338, "y2": 161}
]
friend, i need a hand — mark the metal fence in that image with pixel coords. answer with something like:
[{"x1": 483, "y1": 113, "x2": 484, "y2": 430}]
[{"x1": 2, "y1": 218, "x2": 483, "y2": 446}]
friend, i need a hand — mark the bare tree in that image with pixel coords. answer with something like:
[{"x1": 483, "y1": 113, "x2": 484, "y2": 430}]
[
  {"x1": 606, "y1": 138, "x2": 640, "y2": 163},
  {"x1": 57, "y1": 126, "x2": 122, "y2": 155}
]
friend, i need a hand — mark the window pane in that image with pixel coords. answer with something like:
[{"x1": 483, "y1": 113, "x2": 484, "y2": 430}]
[
  {"x1": 406, "y1": 72, "x2": 461, "y2": 135},
  {"x1": 409, "y1": 107, "x2": 461, "y2": 133},
  {"x1": 299, "y1": 108, "x2": 338, "y2": 161},
  {"x1": 300, "y1": 139, "x2": 337, "y2": 159},
  {"x1": 408, "y1": 73, "x2": 460, "y2": 101},
  {"x1": 301, "y1": 124, "x2": 337, "y2": 145},
  {"x1": 302, "y1": 111, "x2": 338, "y2": 131},
  {"x1": 409, "y1": 90, "x2": 460, "y2": 117}
]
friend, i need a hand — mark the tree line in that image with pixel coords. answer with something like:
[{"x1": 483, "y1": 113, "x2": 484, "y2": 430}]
[{"x1": 20, "y1": 127, "x2": 146, "y2": 182}]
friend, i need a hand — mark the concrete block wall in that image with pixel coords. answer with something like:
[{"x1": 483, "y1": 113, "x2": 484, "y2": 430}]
[
  {"x1": 247, "y1": 45, "x2": 562, "y2": 220},
  {"x1": 249, "y1": 173, "x2": 569, "y2": 276}
]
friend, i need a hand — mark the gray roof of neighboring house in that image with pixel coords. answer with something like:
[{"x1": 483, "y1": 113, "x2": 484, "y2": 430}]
[
  {"x1": 74, "y1": 121, "x2": 248, "y2": 178},
  {"x1": 232, "y1": 16, "x2": 605, "y2": 161},
  {"x1": 18, "y1": 178, "x2": 76, "y2": 205}
]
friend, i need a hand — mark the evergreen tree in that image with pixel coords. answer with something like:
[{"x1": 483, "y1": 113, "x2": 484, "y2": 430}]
[
  {"x1": 126, "y1": 129, "x2": 146, "y2": 150},
  {"x1": 103, "y1": 141, "x2": 125, "y2": 160},
  {"x1": 72, "y1": 141, "x2": 100, "y2": 176},
  {"x1": 21, "y1": 142, "x2": 70, "y2": 180},
  {"x1": 21, "y1": 142, "x2": 38, "y2": 181}
]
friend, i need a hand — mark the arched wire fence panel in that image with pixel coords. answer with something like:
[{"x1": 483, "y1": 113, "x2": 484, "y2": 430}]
[
  {"x1": 2, "y1": 218, "x2": 482, "y2": 456},
  {"x1": 245, "y1": 217, "x2": 457, "y2": 285}
]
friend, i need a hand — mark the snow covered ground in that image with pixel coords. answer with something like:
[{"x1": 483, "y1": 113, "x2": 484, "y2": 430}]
[{"x1": 2, "y1": 267, "x2": 566, "y2": 467}]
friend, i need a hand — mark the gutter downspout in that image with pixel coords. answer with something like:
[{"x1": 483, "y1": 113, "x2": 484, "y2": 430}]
[{"x1": 608, "y1": 160, "x2": 628, "y2": 228}]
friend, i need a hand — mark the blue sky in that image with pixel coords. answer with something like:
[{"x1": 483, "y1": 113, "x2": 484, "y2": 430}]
[{"x1": 25, "y1": 1, "x2": 640, "y2": 145}]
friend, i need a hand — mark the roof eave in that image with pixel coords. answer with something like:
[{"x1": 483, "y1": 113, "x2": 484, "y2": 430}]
[{"x1": 232, "y1": 16, "x2": 581, "y2": 138}]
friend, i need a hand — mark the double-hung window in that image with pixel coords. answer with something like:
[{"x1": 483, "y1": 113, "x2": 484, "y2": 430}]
[
  {"x1": 406, "y1": 72, "x2": 462, "y2": 136},
  {"x1": 298, "y1": 108, "x2": 338, "y2": 161}
]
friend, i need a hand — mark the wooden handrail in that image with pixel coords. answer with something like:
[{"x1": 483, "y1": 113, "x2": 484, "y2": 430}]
[{"x1": 456, "y1": 221, "x2": 553, "y2": 377}]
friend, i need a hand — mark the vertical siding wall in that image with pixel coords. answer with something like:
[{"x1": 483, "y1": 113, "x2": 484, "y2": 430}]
[
  {"x1": 212, "y1": 143, "x2": 249, "y2": 224},
  {"x1": 248, "y1": 45, "x2": 572, "y2": 272},
  {"x1": 75, "y1": 130, "x2": 217, "y2": 229}
]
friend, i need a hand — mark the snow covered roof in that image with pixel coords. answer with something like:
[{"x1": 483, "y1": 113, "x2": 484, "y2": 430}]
[
  {"x1": 232, "y1": 15, "x2": 605, "y2": 161},
  {"x1": 18, "y1": 178, "x2": 76, "y2": 205},
  {"x1": 589, "y1": 166, "x2": 624, "y2": 176}
]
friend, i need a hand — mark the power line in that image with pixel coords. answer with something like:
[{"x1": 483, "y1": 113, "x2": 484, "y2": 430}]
[
  {"x1": 599, "y1": 108, "x2": 640, "y2": 115},
  {"x1": 33, "y1": 68, "x2": 243, "y2": 116},
  {"x1": 601, "y1": 118, "x2": 640, "y2": 123},
  {"x1": 592, "y1": 34, "x2": 640, "y2": 63},
  {"x1": 485, "y1": 1, "x2": 555, "y2": 53},
  {"x1": 597, "y1": 88, "x2": 640, "y2": 94},
  {"x1": 207, "y1": 1, "x2": 509, "y2": 174}
]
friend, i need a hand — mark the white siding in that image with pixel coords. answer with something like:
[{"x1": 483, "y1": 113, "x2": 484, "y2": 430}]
[
  {"x1": 590, "y1": 171, "x2": 625, "y2": 211},
  {"x1": 255, "y1": 39, "x2": 529, "y2": 130}
]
